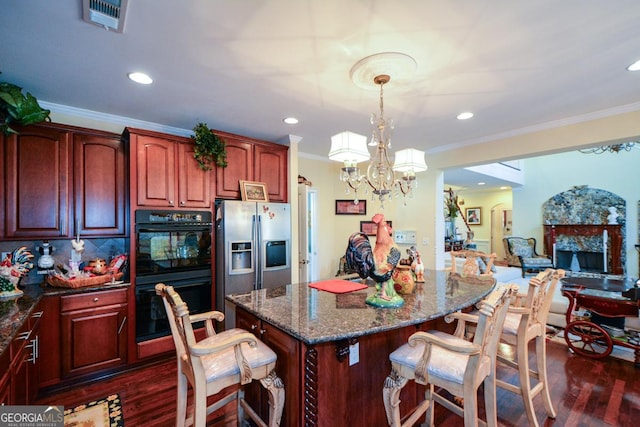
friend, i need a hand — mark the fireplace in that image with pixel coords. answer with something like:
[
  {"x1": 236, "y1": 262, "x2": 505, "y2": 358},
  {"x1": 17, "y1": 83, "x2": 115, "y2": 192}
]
[{"x1": 543, "y1": 224, "x2": 623, "y2": 275}]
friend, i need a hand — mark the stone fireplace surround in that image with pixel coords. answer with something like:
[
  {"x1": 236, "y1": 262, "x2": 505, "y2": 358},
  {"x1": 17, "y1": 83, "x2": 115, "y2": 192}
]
[{"x1": 542, "y1": 186, "x2": 626, "y2": 276}]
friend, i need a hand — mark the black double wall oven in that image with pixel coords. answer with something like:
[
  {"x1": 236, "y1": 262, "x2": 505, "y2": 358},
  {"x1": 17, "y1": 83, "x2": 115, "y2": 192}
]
[{"x1": 134, "y1": 210, "x2": 213, "y2": 342}]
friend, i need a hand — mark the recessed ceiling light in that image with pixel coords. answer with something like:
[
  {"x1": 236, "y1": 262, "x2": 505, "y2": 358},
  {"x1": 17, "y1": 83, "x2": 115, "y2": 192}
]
[
  {"x1": 500, "y1": 186, "x2": 509, "y2": 190},
  {"x1": 477, "y1": 182, "x2": 486, "y2": 186},
  {"x1": 128, "y1": 72, "x2": 153, "y2": 84},
  {"x1": 627, "y1": 59, "x2": 640, "y2": 71},
  {"x1": 283, "y1": 117, "x2": 299, "y2": 125},
  {"x1": 457, "y1": 112, "x2": 474, "y2": 120}
]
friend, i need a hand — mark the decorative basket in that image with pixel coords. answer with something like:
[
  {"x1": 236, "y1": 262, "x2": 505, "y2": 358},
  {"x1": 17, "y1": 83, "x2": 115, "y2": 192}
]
[{"x1": 46, "y1": 272, "x2": 123, "y2": 289}]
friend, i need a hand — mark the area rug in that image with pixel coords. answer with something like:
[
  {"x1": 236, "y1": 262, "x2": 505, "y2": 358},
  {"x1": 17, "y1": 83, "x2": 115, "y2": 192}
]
[
  {"x1": 64, "y1": 394, "x2": 124, "y2": 427},
  {"x1": 548, "y1": 328, "x2": 636, "y2": 363}
]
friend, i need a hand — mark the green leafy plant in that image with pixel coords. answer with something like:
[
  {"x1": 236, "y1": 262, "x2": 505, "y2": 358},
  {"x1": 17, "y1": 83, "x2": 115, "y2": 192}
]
[
  {"x1": 445, "y1": 188, "x2": 460, "y2": 219},
  {"x1": 0, "y1": 78, "x2": 51, "y2": 135},
  {"x1": 191, "y1": 122, "x2": 227, "y2": 170}
]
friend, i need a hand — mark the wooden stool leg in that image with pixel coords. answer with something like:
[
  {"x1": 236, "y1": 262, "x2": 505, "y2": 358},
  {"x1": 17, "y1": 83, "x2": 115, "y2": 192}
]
[
  {"x1": 536, "y1": 335, "x2": 556, "y2": 419},
  {"x1": 176, "y1": 373, "x2": 188, "y2": 427},
  {"x1": 383, "y1": 369, "x2": 408, "y2": 427},
  {"x1": 462, "y1": 388, "x2": 479, "y2": 427},
  {"x1": 483, "y1": 374, "x2": 499, "y2": 427},
  {"x1": 517, "y1": 340, "x2": 538, "y2": 427},
  {"x1": 260, "y1": 370, "x2": 285, "y2": 427}
]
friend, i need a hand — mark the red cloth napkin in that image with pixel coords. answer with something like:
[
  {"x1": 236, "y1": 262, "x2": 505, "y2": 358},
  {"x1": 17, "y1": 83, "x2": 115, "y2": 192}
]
[{"x1": 308, "y1": 279, "x2": 368, "y2": 294}]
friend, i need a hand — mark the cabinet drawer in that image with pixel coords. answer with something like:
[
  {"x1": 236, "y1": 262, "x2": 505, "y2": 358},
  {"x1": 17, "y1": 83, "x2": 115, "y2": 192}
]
[{"x1": 61, "y1": 288, "x2": 127, "y2": 312}]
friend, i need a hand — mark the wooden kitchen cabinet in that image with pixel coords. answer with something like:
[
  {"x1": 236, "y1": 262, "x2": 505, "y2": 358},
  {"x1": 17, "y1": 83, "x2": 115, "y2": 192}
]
[
  {"x1": 11, "y1": 308, "x2": 43, "y2": 404},
  {"x1": 4, "y1": 124, "x2": 72, "y2": 238},
  {"x1": 236, "y1": 307, "x2": 301, "y2": 427},
  {"x1": 60, "y1": 288, "x2": 128, "y2": 378},
  {"x1": 73, "y1": 130, "x2": 127, "y2": 236},
  {"x1": 125, "y1": 127, "x2": 211, "y2": 208},
  {"x1": 215, "y1": 130, "x2": 288, "y2": 202},
  {"x1": 3, "y1": 123, "x2": 126, "y2": 239}
]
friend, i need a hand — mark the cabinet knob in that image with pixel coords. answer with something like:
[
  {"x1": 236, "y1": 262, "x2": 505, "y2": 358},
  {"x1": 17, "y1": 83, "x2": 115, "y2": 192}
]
[
  {"x1": 93, "y1": 297, "x2": 99, "y2": 302},
  {"x1": 260, "y1": 329, "x2": 266, "y2": 335},
  {"x1": 169, "y1": 200, "x2": 174, "y2": 206},
  {"x1": 251, "y1": 324, "x2": 258, "y2": 330}
]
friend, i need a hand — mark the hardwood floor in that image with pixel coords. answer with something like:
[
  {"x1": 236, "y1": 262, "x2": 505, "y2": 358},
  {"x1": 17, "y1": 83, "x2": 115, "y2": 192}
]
[{"x1": 36, "y1": 340, "x2": 639, "y2": 426}]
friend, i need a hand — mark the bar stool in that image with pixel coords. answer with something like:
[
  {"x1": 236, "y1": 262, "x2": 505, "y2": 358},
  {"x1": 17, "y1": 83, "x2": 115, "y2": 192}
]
[
  {"x1": 156, "y1": 283, "x2": 285, "y2": 427},
  {"x1": 496, "y1": 268, "x2": 564, "y2": 427},
  {"x1": 383, "y1": 285, "x2": 516, "y2": 427}
]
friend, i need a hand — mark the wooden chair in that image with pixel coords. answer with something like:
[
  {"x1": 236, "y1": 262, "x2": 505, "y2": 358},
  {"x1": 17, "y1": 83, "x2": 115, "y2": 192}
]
[
  {"x1": 383, "y1": 285, "x2": 517, "y2": 427},
  {"x1": 503, "y1": 237, "x2": 553, "y2": 278},
  {"x1": 155, "y1": 283, "x2": 285, "y2": 427},
  {"x1": 449, "y1": 249, "x2": 497, "y2": 277},
  {"x1": 495, "y1": 268, "x2": 564, "y2": 427}
]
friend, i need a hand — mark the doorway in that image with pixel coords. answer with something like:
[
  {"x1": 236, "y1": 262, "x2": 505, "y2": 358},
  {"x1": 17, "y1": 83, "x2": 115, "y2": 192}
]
[
  {"x1": 491, "y1": 206, "x2": 512, "y2": 261},
  {"x1": 298, "y1": 184, "x2": 319, "y2": 283}
]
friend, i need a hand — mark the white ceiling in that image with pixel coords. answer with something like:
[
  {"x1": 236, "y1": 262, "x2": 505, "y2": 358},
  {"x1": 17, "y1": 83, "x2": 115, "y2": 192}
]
[{"x1": 3, "y1": 1, "x2": 640, "y2": 190}]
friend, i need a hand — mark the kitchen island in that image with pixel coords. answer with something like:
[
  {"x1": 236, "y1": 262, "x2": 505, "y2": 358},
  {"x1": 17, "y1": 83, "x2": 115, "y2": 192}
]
[{"x1": 226, "y1": 270, "x2": 495, "y2": 427}]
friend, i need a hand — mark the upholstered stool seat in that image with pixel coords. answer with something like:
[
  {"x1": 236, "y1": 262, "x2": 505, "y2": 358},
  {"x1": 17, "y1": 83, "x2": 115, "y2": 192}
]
[
  {"x1": 199, "y1": 328, "x2": 278, "y2": 382},
  {"x1": 390, "y1": 330, "x2": 492, "y2": 386}
]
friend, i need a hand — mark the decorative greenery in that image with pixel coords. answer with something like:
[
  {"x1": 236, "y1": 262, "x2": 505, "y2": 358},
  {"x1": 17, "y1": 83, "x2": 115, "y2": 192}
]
[
  {"x1": 191, "y1": 122, "x2": 227, "y2": 171},
  {"x1": 445, "y1": 187, "x2": 460, "y2": 219},
  {"x1": 0, "y1": 77, "x2": 51, "y2": 135}
]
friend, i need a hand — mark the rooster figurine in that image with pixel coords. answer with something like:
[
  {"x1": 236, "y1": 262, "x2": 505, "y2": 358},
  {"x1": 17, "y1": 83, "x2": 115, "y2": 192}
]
[
  {"x1": 0, "y1": 247, "x2": 35, "y2": 298},
  {"x1": 345, "y1": 213, "x2": 404, "y2": 308}
]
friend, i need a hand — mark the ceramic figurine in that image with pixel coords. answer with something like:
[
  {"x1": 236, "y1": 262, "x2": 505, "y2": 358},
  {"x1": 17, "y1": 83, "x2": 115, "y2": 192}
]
[
  {"x1": 0, "y1": 247, "x2": 35, "y2": 298},
  {"x1": 412, "y1": 253, "x2": 425, "y2": 283},
  {"x1": 345, "y1": 213, "x2": 403, "y2": 308}
]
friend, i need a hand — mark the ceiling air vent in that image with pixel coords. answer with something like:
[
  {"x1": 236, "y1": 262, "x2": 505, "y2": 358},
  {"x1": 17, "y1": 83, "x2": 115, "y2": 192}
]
[{"x1": 82, "y1": 0, "x2": 128, "y2": 33}]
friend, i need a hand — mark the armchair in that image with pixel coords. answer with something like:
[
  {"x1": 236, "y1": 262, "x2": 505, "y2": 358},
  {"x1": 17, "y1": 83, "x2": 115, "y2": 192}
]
[{"x1": 503, "y1": 237, "x2": 554, "y2": 278}]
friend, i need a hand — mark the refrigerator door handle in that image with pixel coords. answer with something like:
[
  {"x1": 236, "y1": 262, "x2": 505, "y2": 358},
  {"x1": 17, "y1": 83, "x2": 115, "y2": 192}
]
[{"x1": 256, "y1": 214, "x2": 262, "y2": 289}]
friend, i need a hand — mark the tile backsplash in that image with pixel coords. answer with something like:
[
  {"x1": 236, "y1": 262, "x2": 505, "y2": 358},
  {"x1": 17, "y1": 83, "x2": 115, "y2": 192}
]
[{"x1": 0, "y1": 238, "x2": 127, "y2": 286}]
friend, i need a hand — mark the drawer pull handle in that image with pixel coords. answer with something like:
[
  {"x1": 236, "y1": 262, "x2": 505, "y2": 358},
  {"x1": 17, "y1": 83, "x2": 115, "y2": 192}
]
[
  {"x1": 118, "y1": 316, "x2": 127, "y2": 335},
  {"x1": 32, "y1": 311, "x2": 43, "y2": 319},
  {"x1": 93, "y1": 297, "x2": 99, "y2": 302}
]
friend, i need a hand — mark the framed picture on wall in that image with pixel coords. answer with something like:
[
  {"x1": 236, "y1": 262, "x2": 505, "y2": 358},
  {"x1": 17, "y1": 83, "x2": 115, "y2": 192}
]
[
  {"x1": 360, "y1": 220, "x2": 392, "y2": 236},
  {"x1": 335, "y1": 199, "x2": 366, "y2": 215},
  {"x1": 466, "y1": 207, "x2": 482, "y2": 225}
]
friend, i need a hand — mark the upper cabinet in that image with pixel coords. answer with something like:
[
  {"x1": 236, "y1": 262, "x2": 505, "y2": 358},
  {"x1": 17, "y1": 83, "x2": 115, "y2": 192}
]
[
  {"x1": 3, "y1": 123, "x2": 128, "y2": 239},
  {"x1": 215, "y1": 130, "x2": 288, "y2": 202},
  {"x1": 125, "y1": 127, "x2": 211, "y2": 209},
  {"x1": 4, "y1": 124, "x2": 71, "y2": 238},
  {"x1": 73, "y1": 130, "x2": 127, "y2": 236}
]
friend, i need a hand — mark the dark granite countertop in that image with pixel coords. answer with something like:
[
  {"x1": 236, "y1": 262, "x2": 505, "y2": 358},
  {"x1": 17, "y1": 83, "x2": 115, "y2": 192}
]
[
  {"x1": 227, "y1": 270, "x2": 495, "y2": 345},
  {"x1": 0, "y1": 281, "x2": 130, "y2": 360}
]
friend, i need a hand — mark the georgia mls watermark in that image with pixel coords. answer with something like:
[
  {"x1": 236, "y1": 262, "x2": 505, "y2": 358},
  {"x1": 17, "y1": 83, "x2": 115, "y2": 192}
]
[{"x1": 0, "y1": 406, "x2": 64, "y2": 427}]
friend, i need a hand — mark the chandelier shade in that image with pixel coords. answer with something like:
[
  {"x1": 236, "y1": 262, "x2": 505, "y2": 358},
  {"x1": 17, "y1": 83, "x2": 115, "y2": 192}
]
[
  {"x1": 328, "y1": 131, "x2": 370, "y2": 165},
  {"x1": 393, "y1": 148, "x2": 428, "y2": 173}
]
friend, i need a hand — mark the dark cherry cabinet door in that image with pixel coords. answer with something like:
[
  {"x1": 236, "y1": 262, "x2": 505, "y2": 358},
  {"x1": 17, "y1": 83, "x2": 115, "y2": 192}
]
[
  {"x1": 215, "y1": 137, "x2": 254, "y2": 200},
  {"x1": 74, "y1": 132, "x2": 127, "y2": 236},
  {"x1": 5, "y1": 126, "x2": 71, "y2": 237},
  {"x1": 178, "y1": 141, "x2": 212, "y2": 208},
  {"x1": 254, "y1": 144, "x2": 288, "y2": 202},
  {"x1": 60, "y1": 289, "x2": 128, "y2": 378},
  {"x1": 136, "y1": 134, "x2": 177, "y2": 207},
  {"x1": 215, "y1": 130, "x2": 289, "y2": 202}
]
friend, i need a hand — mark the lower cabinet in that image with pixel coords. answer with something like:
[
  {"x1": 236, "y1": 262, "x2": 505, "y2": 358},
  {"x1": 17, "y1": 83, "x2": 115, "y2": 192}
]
[
  {"x1": 1, "y1": 308, "x2": 43, "y2": 404},
  {"x1": 235, "y1": 308, "x2": 301, "y2": 427},
  {"x1": 60, "y1": 288, "x2": 128, "y2": 378}
]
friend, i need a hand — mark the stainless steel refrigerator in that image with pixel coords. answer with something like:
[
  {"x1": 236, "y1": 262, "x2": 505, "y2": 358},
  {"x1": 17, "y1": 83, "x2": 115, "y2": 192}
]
[{"x1": 215, "y1": 199, "x2": 291, "y2": 329}]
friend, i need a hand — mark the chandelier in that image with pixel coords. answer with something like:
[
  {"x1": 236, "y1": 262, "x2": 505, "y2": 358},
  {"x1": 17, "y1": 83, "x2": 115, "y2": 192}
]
[
  {"x1": 328, "y1": 73, "x2": 427, "y2": 208},
  {"x1": 579, "y1": 142, "x2": 637, "y2": 154}
]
